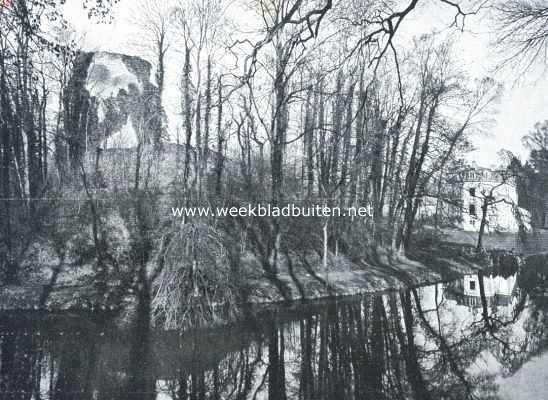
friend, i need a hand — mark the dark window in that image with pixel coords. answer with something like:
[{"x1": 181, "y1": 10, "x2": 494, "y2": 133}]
[
  {"x1": 470, "y1": 281, "x2": 476, "y2": 290},
  {"x1": 469, "y1": 188, "x2": 475, "y2": 197},
  {"x1": 469, "y1": 204, "x2": 476, "y2": 216}
]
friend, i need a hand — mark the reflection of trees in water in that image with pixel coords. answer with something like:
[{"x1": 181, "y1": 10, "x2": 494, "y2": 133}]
[
  {"x1": 53, "y1": 335, "x2": 98, "y2": 400},
  {"x1": 0, "y1": 321, "x2": 38, "y2": 400},
  {"x1": 125, "y1": 279, "x2": 155, "y2": 400},
  {"x1": 168, "y1": 343, "x2": 265, "y2": 400},
  {"x1": 509, "y1": 255, "x2": 548, "y2": 371},
  {"x1": 0, "y1": 316, "x2": 107, "y2": 400},
  {"x1": 4, "y1": 259, "x2": 548, "y2": 400}
]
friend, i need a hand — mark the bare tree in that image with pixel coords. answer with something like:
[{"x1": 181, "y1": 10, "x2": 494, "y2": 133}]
[
  {"x1": 128, "y1": 0, "x2": 172, "y2": 98},
  {"x1": 493, "y1": 0, "x2": 548, "y2": 73}
]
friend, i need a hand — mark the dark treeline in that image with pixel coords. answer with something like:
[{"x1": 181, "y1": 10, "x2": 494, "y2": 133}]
[{"x1": 515, "y1": 120, "x2": 548, "y2": 228}]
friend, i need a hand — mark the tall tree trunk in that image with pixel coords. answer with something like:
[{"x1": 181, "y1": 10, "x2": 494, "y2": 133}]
[
  {"x1": 203, "y1": 58, "x2": 212, "y2": 191},
  {"x1": 156, "y1": 33, "x2": 166, "y2": 101},
  {"x1": 340, "y1": 82, "x2": 354, "y2": 205},
  {"x1": 183, "y1": 46, "x2": 193, "y2": 193},
  {"x1": 476, "y1": 199, "x2": 490, "y2": 252},
  {"x1": 215, "y1": 75, "x2": 224, "y2": 196},
  {"x1": 195, "y1": 92, "x2": 202, "y2": 196},
  {"x1": 304, "y1": 84, "x2": 314, "y2": 199},
  {"x1": 317, "y1": 80, "x2": 328, "y2": 197},
  {"x1": 403, "y1": 97, "x2": 438, "y2": 249},
  {"x1": 329, "y1": 74, "x2": 344, "y2": 190},
  {"x1": 271, "y1": 51, "x2": 287, "y2": 205},
  {"x1": 348, "y1": 73, "x2": 366, "y2": 208},
  {"x1": 0, "y1": 57, "x2": 16, "y2": 283}
]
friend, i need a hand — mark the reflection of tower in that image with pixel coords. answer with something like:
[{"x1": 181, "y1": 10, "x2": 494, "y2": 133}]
[{"x1": 453, "y1": 274, "x2": 517, "y2": 308}]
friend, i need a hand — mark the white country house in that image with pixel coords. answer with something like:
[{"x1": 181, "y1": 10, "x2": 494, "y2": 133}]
[{"x1": 460, "y1": 167, "x2": 530, "y2": 233}]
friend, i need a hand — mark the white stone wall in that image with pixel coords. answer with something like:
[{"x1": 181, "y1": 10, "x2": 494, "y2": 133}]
[
  {"x1": 461, "y1": 180, "x2": 530, "y2": 232},
  {"x1": 463, "y1": 274, "x2": 516, "y2": 297}
]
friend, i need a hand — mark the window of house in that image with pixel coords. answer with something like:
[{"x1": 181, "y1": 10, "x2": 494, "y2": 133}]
[
  {"x1": 469, "y1": 188, "x2": 475, "y2": 197},
  {"x1": 469, "y1": 204, "x2": 476, "y2": 216},
  {"x1": 470, "y1": 281, "x2": 476, "y2": 290}
]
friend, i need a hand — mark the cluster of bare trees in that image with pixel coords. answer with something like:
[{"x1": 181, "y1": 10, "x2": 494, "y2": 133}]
[
  {"x1": 0, "y1": 1, "x2": 119, "y2": 286},
  {"x1": 0, "y1": 1, "x2": 56, "y2": 283},
  {"x1": 132, "y1": 1, "x2": 501, "y2": 289}
]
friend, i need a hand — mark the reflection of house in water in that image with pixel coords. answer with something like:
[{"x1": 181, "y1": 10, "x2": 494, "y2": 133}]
[{"x1": 446, "y1": 274, "x2": 518, "y2": 309}]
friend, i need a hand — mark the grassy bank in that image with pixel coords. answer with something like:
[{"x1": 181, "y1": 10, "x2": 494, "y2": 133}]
[{"x1": 0, "y1": 240, "x2": 504, "y2": 313}]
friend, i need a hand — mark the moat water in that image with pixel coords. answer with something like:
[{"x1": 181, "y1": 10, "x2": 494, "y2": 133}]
[{"x1": 2, "y1": 256, "x2": 548, "y2": 400}]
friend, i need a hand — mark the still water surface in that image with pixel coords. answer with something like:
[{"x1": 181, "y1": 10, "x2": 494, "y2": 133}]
[{"x1": 2, "y1": 258, "x2": 548, "y2": 400}]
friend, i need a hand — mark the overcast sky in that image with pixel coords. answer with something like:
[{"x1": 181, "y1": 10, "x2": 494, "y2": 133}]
[{"x1": 62, "y1": 0, "x2": 548, "y2": 168}]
